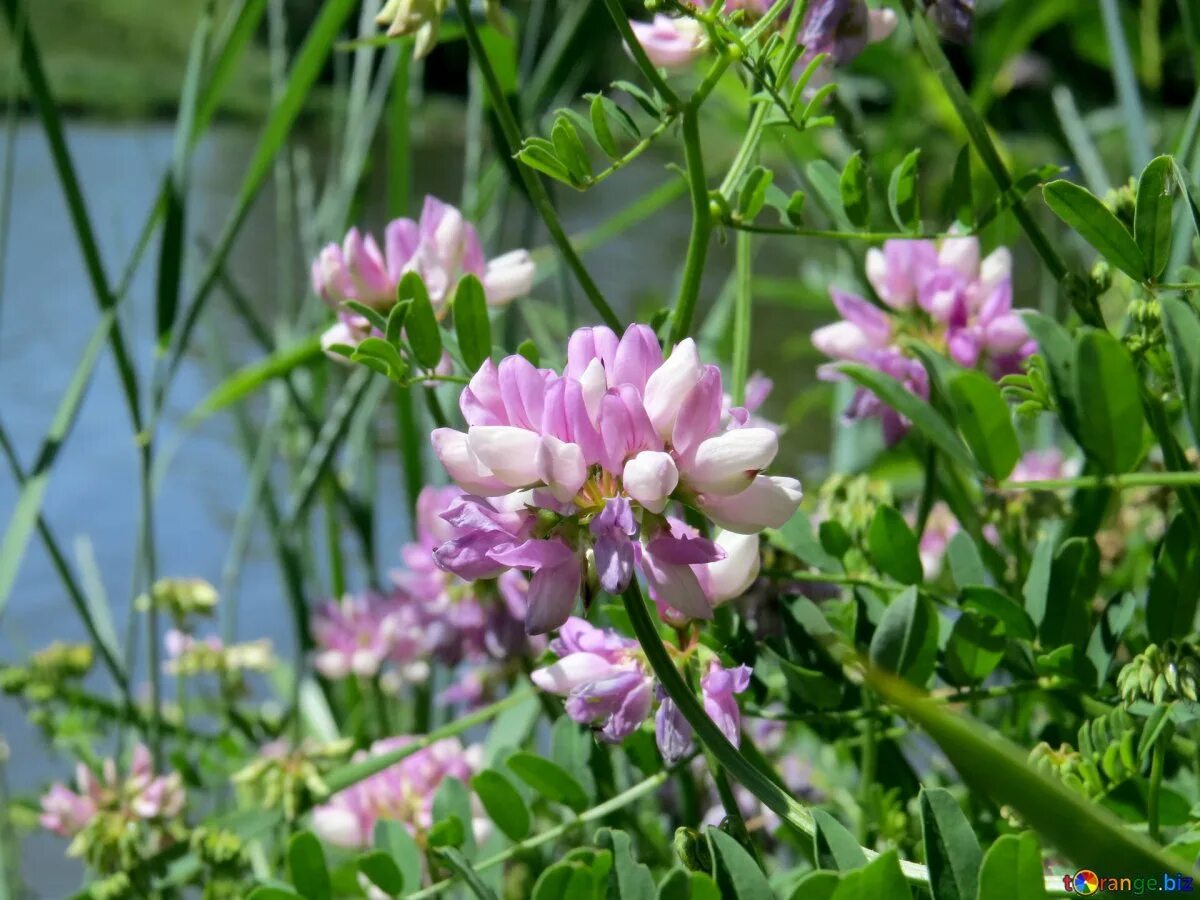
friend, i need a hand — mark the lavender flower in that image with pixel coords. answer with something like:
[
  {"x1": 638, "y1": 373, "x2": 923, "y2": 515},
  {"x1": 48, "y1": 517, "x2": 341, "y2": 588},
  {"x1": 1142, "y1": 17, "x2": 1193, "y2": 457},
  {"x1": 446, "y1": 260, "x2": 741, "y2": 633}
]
[
  {"x1": 312, "y1": 196, "x2": 534, "y2": 353},
  {"x1": 431, "y1": 325, "x2": 802, "y2": 633},
  {"x1": 311, "y1": 592, "x2": 428, "y2": 683},
  {"x1": 814, "y1": 237, "x2": 1032, "y2": 444},
  {"x1": 312, "y1": 737, "x2": 482, "y2": 849},
  {"x1": 627, "y1": 16, "x2": 708, "y2": 70}
]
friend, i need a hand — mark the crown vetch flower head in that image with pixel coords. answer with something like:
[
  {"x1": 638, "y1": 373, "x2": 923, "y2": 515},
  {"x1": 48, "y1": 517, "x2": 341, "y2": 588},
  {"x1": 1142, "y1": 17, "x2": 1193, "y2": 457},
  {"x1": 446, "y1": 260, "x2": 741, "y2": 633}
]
[{"x1": 430, "y1": 324, "x2": 802, "y2": 634}]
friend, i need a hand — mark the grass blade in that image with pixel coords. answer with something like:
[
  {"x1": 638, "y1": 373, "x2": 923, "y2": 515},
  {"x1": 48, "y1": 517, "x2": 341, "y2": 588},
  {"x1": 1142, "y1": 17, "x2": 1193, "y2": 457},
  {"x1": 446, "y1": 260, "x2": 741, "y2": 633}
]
[{"x1": 1098, "y1": 0, "x2": 1153, "y2": 170}]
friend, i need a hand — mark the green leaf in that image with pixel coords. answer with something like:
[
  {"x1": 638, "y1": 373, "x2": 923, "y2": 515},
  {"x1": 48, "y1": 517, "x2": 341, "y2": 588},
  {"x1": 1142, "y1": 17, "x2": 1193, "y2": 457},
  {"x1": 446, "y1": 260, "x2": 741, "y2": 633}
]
[
  {"x1": 1072, "y1": 328, "x2": 1144, "y2": 472},
  {"x1": 344, "y1": 300, "x2": 389, "y2": 335},
  {"x1": 247, "y1": 889, "x2": 303, "y2": 900},
  {"x1": 839, "y1": 151, "x2": 870, "y2": 228},
  {"x1": 837, "y1": 362, "x2": 974, "y2": 469},
  {"x1": 786, "y1": 871, "x2": 840, "y2": 900},
  {"x1": 516, "y1": 338, "x2": 541, "y2": 366},
  {"x1": 453, "y1": 274, "x2": 492, "y2": 373},
  {"x1": 868, "y1": 671, "x2": 1187, "y2": 878},
  {"x1": 946, "y1": 370, "x2": 1019, "y2": 479},
  {"x1": 427, "y1": 816, "x2": 466, "y2": 849},
  {"x1": 155, "y1": 175, "x2": 186, "y2": 345},
  {"x1": 399, "y1": 271, "x2": 442, "y2": 370},
  {"x1": 357, "y1": 851, "x2": 404, "y2": 896},
  {"x1": 977, "y1": 833, "x2": 1047, "y2": 900},
  {"x1": 869, "y1": 586, "x2": 938, "y2": 687},
  {"x1": 506, "y1": 751, "x2": 590, "y2": 812},
  {"x1": 1039, "y1": 537, "x2": 1099, "y2": 650},
  {"x1": 1159, "y1": 297, "x2": 1200, "y2": 446},
  {"x1": 588, "y1": 95, "x2": 620, "y2": 158},
  {"x1": 471, "y1": 769, "x2": 530, "y2": 841},
  {"x1": 866, "y1": 506, "x2": 923, "y2": 585},
  {"x1": 806, "y1": 160, "x2": 853, "y2": 230},
  {"x1": 830, "y1": 850, "x2": 911, "y2": 900},
  {"x1": 738, "y1": 166, "x2": 774, "y2": 221},
  {"x1": 552, "y1": 717, "x2": 596, "y2": 802},
  {"x1": 1147, "y1": 514, "x2": 1200, "y2": 642},
  {"x1": 1042, "y1": 180, "x2": 1148, "y2": 281},
  {"x1": 944, "y1": 612, "x2": 1005, "y2": 686},
  {"x1": 767, "y1": 509, "x2": 840, "y2": 571},
  {"x1": 375, "y1": 820, "x2": 422, "y2": 894},
  {"x1": 286, "y1": 832, "x2": 331, "y2": 900},
  {"x1": 352, "y1": 337, "x2": 408, "y2": 382},
  {"x1": 1134, "y1": 155, "x2": 1175, "y2": 279},
  {"x1": 887, "y1": 149, "x2": 921, "y2": 231},
  {"x1": 960, "y1": 586, "x2": 1035, "y2": 641},
  {"x1": 433, "y1": 777, "x2": 476, "y2": 856},
  {"x1": 436, "y1": 846, "x2": 500, "y2": 899},
  {"x1": 812, "y1": 808, "x2": 868, "y2": 871},
  {"x1": 596, "y1": 828, "x2": 655, "y2": 900},
  {"x1": 386, "y1": 299, "x2": 410, "y2": 345},
  {"x1": 706, "y1": 828, "x2": 774, "y2": 899},
  {"x1": 517, "y1": 139, "x2": 573, "y2": 184},
  {"x1": 920, "y1": 788, "x2": 982, "y2": 900},
  {"x1": 786, "y1": 190, "x2": 807, "y2": 226},
  {"x1": 946, "y1": 531, "x2": 987, "y2": 590},
  {"x1": 552, "y1": 116, "x2": 592, "y2": 185}
]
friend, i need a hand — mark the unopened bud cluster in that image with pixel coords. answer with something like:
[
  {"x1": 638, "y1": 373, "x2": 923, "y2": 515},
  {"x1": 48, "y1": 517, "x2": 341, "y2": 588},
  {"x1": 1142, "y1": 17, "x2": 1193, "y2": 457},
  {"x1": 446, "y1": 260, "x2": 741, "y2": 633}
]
[{"x1": 1117, "y1": 640, "x2": 1200, "y2": 705}]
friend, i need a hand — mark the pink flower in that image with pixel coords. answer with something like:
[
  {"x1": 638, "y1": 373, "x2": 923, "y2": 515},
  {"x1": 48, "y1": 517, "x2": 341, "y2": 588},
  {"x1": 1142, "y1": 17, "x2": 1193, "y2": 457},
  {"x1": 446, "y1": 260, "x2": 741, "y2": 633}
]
[
  {"x1": 627, "y1": 16, "x2": 707, "y2": 70},
  {"x1": 313, "y1": 196, "x2": 534, "y2": 353},
  {"x1": 815, "y1": 237, "x2": 1031, "y2": 444},
  {"x1": 431, "y1": 325, "x2": 801, "y2": 633},
  {"x1": 311, "y1": 592, "x2": 427, "y2": 681},
  {"x1": 40, "y1": 744, "x2": 185, "y2": 841},
  {"x1": 1009, "y1": 447, "x2": 1078, "y2": 485},
  {"x1": 654, "y1": 661, "x2": 752, "y2": 763},
  {"x1": 312, "y1": 737, "x2": 482, "y2": 849}
]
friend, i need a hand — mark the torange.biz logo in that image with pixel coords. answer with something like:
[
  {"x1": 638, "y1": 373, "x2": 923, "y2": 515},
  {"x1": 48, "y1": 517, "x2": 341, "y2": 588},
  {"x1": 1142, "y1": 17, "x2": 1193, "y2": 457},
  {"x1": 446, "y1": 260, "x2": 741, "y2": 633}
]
[{"x1": 1062, "y1": 870, "x2": 1194, "y2": 894}]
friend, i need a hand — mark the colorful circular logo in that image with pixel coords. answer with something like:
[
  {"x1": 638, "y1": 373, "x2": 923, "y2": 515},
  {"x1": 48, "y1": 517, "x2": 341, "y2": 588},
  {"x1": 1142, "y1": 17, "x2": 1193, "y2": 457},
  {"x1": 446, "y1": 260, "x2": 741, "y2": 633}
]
[{"x1": 1073, "y1": 870, "x2": 1100, "y2": 895}]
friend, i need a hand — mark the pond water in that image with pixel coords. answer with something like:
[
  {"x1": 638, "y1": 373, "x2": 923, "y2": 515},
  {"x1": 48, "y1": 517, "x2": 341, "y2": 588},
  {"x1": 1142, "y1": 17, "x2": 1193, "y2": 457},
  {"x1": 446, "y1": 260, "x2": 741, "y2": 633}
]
[{"x1": 0, "y1": 117, "x2": 827, "y2": 895}]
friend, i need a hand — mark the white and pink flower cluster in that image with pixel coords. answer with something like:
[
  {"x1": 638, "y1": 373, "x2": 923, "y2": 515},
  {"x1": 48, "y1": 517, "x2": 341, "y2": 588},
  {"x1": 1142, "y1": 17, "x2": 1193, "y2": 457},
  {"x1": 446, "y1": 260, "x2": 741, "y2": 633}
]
[
  {"x1": 41, "y1": 744, "x2": 185, "y2": 841},
  {"x1": 531, "y1": 617, "x2": 750, "y2": 762},
  {"x1": 312, "y1": 736, "x2": 482, "y2": 848},
  {"x1": 312, "y1": 486, "x2": 531, "y2": 687},
  {"x1": 312, "y1": 195, "x2": 535, "y2": 353},
  {"x1": 430, "y1": 324, "x2": 803, "y2": 634},
  {"x1": 813, "y1": 237, "x2": 1033, "y2": 444}
]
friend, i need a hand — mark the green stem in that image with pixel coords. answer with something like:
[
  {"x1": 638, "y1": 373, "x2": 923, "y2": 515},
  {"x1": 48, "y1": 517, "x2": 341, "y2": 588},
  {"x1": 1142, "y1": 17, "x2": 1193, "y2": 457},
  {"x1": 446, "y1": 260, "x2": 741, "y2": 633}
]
[
  {"x1": 1148, "y1": 735, "x2": 1167, "y2": 842},
  {"x1": 407, "y1": 764, "x2": 682, "y2": 899},
  {"x1": 857, "y1": 692, "x2": 878, "y2": 843},
  {"x1": 670, "y1": 107, "x2": 713, "y2": 345},
  {"x1": 454, "y1": 0, "x2": 620, "y2": 331},
  {"x1": 720, "y1": 220, "x2": 969, "y2": 240},
  {"x1": 999, "y1": 471, "x2": 1200, "y2": 491},
  {"x1": 732, "y1": 230, "x2": 752, "y2": 405}
]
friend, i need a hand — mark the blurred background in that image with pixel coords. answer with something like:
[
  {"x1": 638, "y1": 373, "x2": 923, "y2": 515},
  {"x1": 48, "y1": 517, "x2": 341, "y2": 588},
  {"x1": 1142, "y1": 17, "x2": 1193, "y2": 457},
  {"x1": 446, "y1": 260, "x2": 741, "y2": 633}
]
[{"x1": 1, "y1": 0, "x2": 1197, "y2": 893}]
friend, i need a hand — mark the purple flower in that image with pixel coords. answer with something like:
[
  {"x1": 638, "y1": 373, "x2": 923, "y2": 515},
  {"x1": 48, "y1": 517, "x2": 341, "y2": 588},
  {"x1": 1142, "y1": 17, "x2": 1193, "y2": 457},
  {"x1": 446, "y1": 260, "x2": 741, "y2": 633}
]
[
  {"x1": 532, "y1": 618, "x2": 653, "y2": 741},
  {"x1": 815, "y1": 237, "x2": 1031, "y2": 445},
  {"x1": 589, "y1": 497, "x2": 638, "y2": 594},
  {"x1": 313, "y1": 196, "x2": 534, "y2": 353},
  {"x1": 701, "y1": 662, "x2": 752, "y2": 746},
  {"x1": 430, "y1": 325, "x2": 800, "y2": 632},
  {"x1": 627, "y1": 16, "x2": 707, "y2": 70},
  {"x1": 312, "y1": 737, "x2": 482, "y2": 848},
  {"x1": 655, "y1": 693, "x2": 694, "y2": 764},
  {"x1": 925, "y1": 0, "x2": 974, "y2": 43},
  {"x1": 40, "y1": 745, "x2": 185, "y2": 841}
]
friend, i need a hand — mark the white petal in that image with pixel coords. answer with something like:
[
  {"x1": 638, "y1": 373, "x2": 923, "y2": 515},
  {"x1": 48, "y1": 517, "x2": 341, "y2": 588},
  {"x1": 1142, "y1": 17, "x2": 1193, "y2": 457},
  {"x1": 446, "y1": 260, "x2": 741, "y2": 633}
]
[
  {"x1": 686, "y1": 428, "x2": 778, "y2": 495},
  {"x1": 483, "y1": 249, "x2": 535, "y2": 306},
  {"x1": 702, "y1": 530, "x2": 761, "y2": 605},
  {"x1": 467, "y1": 425, "x2": 544, "y2": 488},
  {"x1": 537, "y1": 434, "x2": 587, "y2": 503},
  {"x1": 431, "y1": 428, "x2": 508, "y2": 495},
  {"x1": 699, "y1": 475, "x2": 803, "y2": 534},
  {"x1": 580, "y1": 358, "x2": 607, "y2": 424},
  {"x1": 622, "y1": 451, "x2": 679, "y2": 514},
  {"x1": 530, "y1": 653, "x2": 620, "y2": 694}
]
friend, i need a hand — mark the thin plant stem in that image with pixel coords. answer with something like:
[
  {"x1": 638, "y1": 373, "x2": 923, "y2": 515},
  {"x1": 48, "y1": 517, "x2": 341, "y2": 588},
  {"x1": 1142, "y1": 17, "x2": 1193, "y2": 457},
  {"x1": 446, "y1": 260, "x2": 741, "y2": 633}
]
[
  {"x1": 999, "y1": 471, "x2": 1200, "y2": 491},
  {"x1": 732, "y1": 230, "x2": 752, "y2": 405},
  {"x1": 1148, "y1": 735, "x2": 1167, "y2": 842},
  {"x1": 454, "y1": 0, "x2": 620, "y2": 330},
  {"x1": 670, "y1": 106, "x2": 713, "y2": 344}
]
